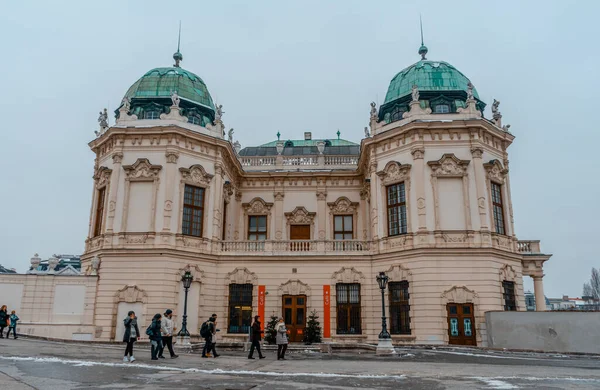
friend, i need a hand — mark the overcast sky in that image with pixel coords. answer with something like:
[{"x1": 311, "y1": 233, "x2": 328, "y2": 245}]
[{"x1": 0, "y1": 1, "x2": 598, "y2": 297}]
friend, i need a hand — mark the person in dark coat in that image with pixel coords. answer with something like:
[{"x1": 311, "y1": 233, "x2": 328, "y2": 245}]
[
  {"x1": 6, "y1": 311, "x2": 19, "y2": 339},
  {"x1": 122, "y1": 311, "x2": 140, "y2": 362},
  {"x1": 248, "y1": 315, "x2": 265, "y2": 359},
  {"x1": 0, "y1": 306, "x2": 8, "y2": 338},
  {"x1": 149, "y1": 313, "x2": 163, "y2": 361}
]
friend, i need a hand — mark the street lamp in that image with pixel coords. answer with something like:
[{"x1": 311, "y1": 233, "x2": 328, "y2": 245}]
[
  {"x1": 375, "y1": 271, "x2": 395, "y2": 355},
  {"x1": 177, "y1": 271, "x2": 194, "y2": 338}
]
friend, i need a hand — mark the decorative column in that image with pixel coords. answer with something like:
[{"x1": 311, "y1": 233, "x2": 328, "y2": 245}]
[
  {"x1": 533, "y1": 276, "x2": 546, "y2": 311},
  {"x1": 274, "y1": 188, "x2": 285, "y2": 240},
  {"x1": 316, "y1": 190, "x2": 327, "y2": 240},
  {"x1": 503, "y1": 155, "x2": 516, "y2": 239},
  {"x1": 162, "y1": 151, "x2": 179, "y2": 235},
  {"x1": 369, "y1": 160, "x2": 379, "y2": 240},
  {"x1": 359, "y1": 182, "x2": 370, "y2": 241},
  {"x1": 470, "y1": 146, "x2": 489, "y2": 233},
  {"x1": 234, "y1": 190, "x2": 243, "y2": 241},
  {"x1": 211, "y1": 163, "x2": 224, "y2": 240},
  {"x1": 105, "y1": 152, "x2": 123, "y2": 234},
  {"x1": 411, "y1": 147, "x2": 427, "y2": 233}
]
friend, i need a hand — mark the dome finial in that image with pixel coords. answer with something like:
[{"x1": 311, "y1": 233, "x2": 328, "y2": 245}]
[
  {"x1": 418, "y1": 14, "x2": 428, "y2": 60},
  {"x1": 173, "y1": 21, "x2": 183, "y2": 67}
]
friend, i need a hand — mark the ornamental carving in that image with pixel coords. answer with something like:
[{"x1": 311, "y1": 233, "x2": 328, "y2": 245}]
[
  {"x1": 316, "y1": 191, "x2": 327, "y2": 201},
  {"x1": 499, "y1": 264, "x2": 517, "y2": 282},
  {"x1": 126, "y1": 234, "x2": 149, "y2": 244},
  {"x1": 225, "y1": 267, "x2": 258, "y2": 285},
  {"x1": 327, "y1": 197, "x2": 358, "y2": 214},
  {"x1": 471, "y1": 147, "x2": 484, "y2": 159},
  {"x1": 428, "y1": 154, "x2": 470, "y2": 177},
  {"x1": 223, "y1": 182, "x2": 234, "y2": 203},
  {"x1": 360, "y1": 183, "x2": 370, "y2": 201},
  {"x1": 411, "y1": 147, "x2": 425, "y2": 160},
  {"x1": 179, "y1": 164, "x2": 214, "y2": 186},
  {"x1": 94, "y1": 166, "x2": 112, "y2": 188},
  {"x1": 331, "y1": 267, "x2": 365, "y2": 284},
  {"x1": 376, "y1": 161, "x2": 412, "y2": 185},
  {"x1": 278, "y1": 279, "x2": 311, "y2": 296},
  {"x1": 383, "y1": 264, "x2": 412, "y2": 282},
  {"x1": 243, "y1": 197, "x2": 273, "y2": 214},
  {"x1": 442, "y1": 233, "x2": 467, "y2": 243},
  {"x1": 483, "y1": 159, "x2": 508, "y2": 184},
  {"x1": 123, "y1": 158, "x2": 162, "y2": 180},
  {"x1": 176, "y1": 264, "x2": 204, "y2": 283},
  {"x1": 165, "y1": 151, "x2": 179, "y2": 163},
  {"x1": 114, "y1": 285, "x2": 148, "y2": 304},
  {"x1": 441, "y1": 285, "x2": 478, "y2": 303},
  {"x1": 285, "y1": 206, "x2": 316, "y2": 225},
  {"x1": 274, "y1": 191, "x2": 285, "y2": 201},
  {"x1": 112, "y1": 152, "x2": 123, "y2": 164}
]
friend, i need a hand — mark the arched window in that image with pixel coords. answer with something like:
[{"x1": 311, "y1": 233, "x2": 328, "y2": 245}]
[
  {"x1": 390, "y1": 106, "x2": 406, "y2": 122},
  {"x1": 188, "y1": 116, "x2": 201, "y2": 125},
  {"x1": 324, "y1": 140, "x2": 332, "y2": 147},
  {"x1": 284, "y1": 140, "x2": 294, "y2": 147},
  {"x1": 144, "y1": 110, "x2": 160, "y2": 120}
]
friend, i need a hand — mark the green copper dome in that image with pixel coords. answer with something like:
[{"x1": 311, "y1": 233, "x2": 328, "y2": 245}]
[
  {"x1": 124, "y1": 67, "x2": 215, "y2": 110},
  {"x1": 384, "y1": 60, "x2": 479, "y2": 104}
]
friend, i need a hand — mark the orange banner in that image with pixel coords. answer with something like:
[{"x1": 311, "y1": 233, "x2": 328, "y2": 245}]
[
  {"x1": 323, "y1": 285, "x2": 331, "y2": 338},
  {"x1": 258, "y1": 285, "x2": 266, "y2": 331}
]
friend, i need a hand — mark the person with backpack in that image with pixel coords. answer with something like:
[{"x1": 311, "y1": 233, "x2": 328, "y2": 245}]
[
  {"x1": 200, "y1": 316, "x2": 219, "y2": 358},
  {"x1": 248, "y1": 315, "x2": 265, "y2": 359},
  {"x1": 147, "y1": 313, "x2": 163, "y2": 361},
  {"x1": 6, "y1": 310, "x2": 19, "y2": 339},
  {"x1": 0, "y1": 305, "x2": 8, "y2": 338},
  {"x1": 122, "y1": 311, "x2": 140, "y2": 362}
]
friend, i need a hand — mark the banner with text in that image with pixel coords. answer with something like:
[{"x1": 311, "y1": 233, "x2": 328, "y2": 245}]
[
  {"x1": 323, "y1": 285, "x2": 331, "y2": 338},
  {"x1": 258, "y1": 285, "x2": 265, "y2": 331}
]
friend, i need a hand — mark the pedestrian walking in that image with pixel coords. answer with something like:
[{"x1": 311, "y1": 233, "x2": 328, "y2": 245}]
[
  {"x1": 212, "y1": 314, "x2": 220, "y2": 357},
  {"x1": 158, "y1": 309, "x2": 178, "y2": 359},
  {"x1": 0, "y1": 305, "x2": 8, "y2": 338},
  {"x1": 147, "y1": 313, "x2": 163, "y2": 361},
  {"x1": 248, "y1": 315, "x2": 265, "y2": 359},
  {"x1": 122, "y1": 311, "x2": 140, "y2": 362},
  {"x1": 201, "y1": 317, "x2": 219, "y2": 358},
  {"x1": 6, "y1": 311, "x2": 19, "y2": 339},
  {"x1": 276, "y1": 317, "x2": 288, "y2": 360}
]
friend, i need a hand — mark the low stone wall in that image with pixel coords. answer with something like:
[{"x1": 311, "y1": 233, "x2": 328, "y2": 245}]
[{"x1": 486, "y1": 311, "x2": 600, "y2": 354}]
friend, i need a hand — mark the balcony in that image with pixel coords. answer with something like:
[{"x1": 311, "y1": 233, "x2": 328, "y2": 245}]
[
  {"x1": 218, "y1": 240, "x2": 371, "y2": 255},
  {"x1": 239, "y1": 155, "x2": 358, "y2": 171},
  {"x1": 516, "y1": 240, "x2": 542, "y2": 254}
]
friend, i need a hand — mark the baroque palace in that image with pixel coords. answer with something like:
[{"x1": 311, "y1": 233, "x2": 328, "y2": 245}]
[{"x1": 76, "y1": 41, "x2": 551, "y2": 347}]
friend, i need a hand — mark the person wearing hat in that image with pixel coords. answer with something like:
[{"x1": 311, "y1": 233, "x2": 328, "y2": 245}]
[
  {"x1": 158, "y1": 309, "x2": 178, "y2": 359},
  {"x1": 248, "y1": 315, "x2": 265, "y2": 359}
]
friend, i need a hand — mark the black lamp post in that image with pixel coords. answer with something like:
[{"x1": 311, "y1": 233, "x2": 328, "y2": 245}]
[
  {"x1": 376, "y1": 271, "x2": 390, "y2": 339},
  {"x1": 177, "y1": 271, "x2": 194, "y2": 337}
]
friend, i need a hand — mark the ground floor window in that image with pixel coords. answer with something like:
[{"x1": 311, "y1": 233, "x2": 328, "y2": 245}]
[
  {"x1": 389, "y1": 281, "x2": 411, "y2": 334},
  {"x1": 336, "y1": 283, "x2": 361, "y2": 334},
  {"x1": 502, "y1": 280, "x2": 516, "y2": 311},
  {"x1": 228, "y1": 283, "x2": 253, "y2": 333}
]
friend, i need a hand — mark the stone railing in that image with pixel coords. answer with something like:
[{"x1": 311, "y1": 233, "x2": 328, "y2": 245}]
[
  {"x1": 219, "y1": 240, "x2": 370, "y2": 255},
  {"x1": 239, "y1": 155, "x2": 358, "y2": 171},
  {"x1": 516, "y1": 240, "x2": 542, "y2": 254}
]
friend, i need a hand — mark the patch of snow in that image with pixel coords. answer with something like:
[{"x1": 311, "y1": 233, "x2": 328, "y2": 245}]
[{"x1": 474, "y1": 378, "x2": 518, "y2": 389}]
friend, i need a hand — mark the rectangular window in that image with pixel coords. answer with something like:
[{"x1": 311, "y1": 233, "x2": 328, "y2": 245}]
[
  {"x1": 334, "y1": 215, "x2": 353, "y2": 240},
  {"x1": 336, "y1": 283, "x2": 361, "y2": 334},
  {"x1": 389, "y1": 281, "x2": 411, "y2": 334},
  {"x1": 227, "y1": 284, "x2": 253, "y2": 334},
  {"x1": 182, "y1": 185, "x2": 205, "y2": 237},
  {"x1": 387, "y1": 183, "x2": 407, "y2": 236},
  {"x1": 491, "y1": 182, "x2": 506, "y2": 235},
  {"x1": 248, "y1": 216, "x2": 267, "y2": 241},
  {"x1": 93, "y1": 187, "x2": 106, "y2": 237},
  {"x1": 502, "y1": 281, "x2": 516, "y2": 311}
]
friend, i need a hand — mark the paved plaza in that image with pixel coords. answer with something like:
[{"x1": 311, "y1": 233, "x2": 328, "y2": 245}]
[{"x1": 0, "y1": 338, "x2": 598, "y2": 389}]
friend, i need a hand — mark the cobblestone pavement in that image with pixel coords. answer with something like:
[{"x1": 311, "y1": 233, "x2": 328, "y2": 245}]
[{"x1": 0, "y1": 338, "x2": 599, "y2": 389}]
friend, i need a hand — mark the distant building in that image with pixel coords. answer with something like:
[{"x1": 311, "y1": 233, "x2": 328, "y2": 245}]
[
  {"x1": 28, "y1": 254, "x2": 81, "y2": 275},
  {"x1": 0, "y1": 264, "x2": 17, "y2": 274},
  {"x1": 524, "y1": 291, "x2": 535, "y2": 311}
]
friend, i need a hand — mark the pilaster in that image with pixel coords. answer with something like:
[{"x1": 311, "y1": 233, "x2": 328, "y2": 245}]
[{"x1": 162, "y1": 150, "x2": 179, "y2": 233}]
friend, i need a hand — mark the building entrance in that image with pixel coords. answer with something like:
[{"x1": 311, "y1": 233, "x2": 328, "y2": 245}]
[
  {"x1": 446, "y1": 303, "x2": 476, "y2": 345},
  {"x1": 282, "y1": 295, "x2": 306, "y2": 342}
]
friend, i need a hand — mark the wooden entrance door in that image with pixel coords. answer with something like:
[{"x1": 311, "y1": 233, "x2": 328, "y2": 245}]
[
  {"x1": 282, "y1": 295, "x2": 306, "y2": 342},
  {"x1": 290, "y1": 225, "x2": 311, "y2": 251},
  {"x1": 447, "y1": 303, "x2": 476, "y2": 345}
]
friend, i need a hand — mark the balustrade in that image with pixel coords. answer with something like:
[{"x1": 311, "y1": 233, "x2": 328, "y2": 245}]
[{"x1": 516, "y1": 240, "x2": 541, "y2": 254}]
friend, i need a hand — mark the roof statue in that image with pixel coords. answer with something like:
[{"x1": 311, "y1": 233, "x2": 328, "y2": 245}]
[
  {"x1": 502, "y1": 124, "x2": 511, "y2": 132},
  {"x1": 96, "y1": 108, "x2": 109, "y2": 137},
  {"x1": 492, "y1": 99, "x2": 500, "y2": 115},
  {"x1": 215, "y1": 104, "x2": 224, "y2": 121},
  {"x1": 121, "y1": 97, "x2": 130, "y2": 111},
  {"x1": 466, "y1": 82, "x2": 474, "y2": 100},
  {"x1": 411, "y1": 85, "x2": 419, "y2": 102},
  {"x1": 364, "y1": 126, "x2": 370, "y2": 138},
  {"x1": 228, "y1": 128, "x2": 234, "y2": 143},
  {"x1": 370, "y1": 102, "x2": 377, "y2": 120},
  {"x1": 171, "y1": 91, "x2": 180, "y2": 107}
]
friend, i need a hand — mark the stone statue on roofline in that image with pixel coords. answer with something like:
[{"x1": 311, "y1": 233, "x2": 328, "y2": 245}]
[
  {"x1": 411, "y1": 85, "x2": 419, "y2": 102},
  {"x1": 466, "y1": 82, "x2": 474, "y2": 101},
  {"x1": 492, "y1": 99, "x2": 500, "y2": 115},
  {"x1": 228, "y1": 128, "x2": 234, "y2": 143},
  {"x1": 370, "y1": 102, "x2": 377, "y2": 120},
  {"x1": 215, "y1": 104, "x2": 224, "y2": 121},
  {"x1": 364, "y1": 126, "x2": 370, "y2": 138},
  {"x1": 171, "y1": 91, "x2": 180, "y2": 107},
  {"x1": 121, "y1": 97, "x2": 131, "y2": 111},
  {"x1": 98, "y1": 108, "x2": 108, "y2": 128}
]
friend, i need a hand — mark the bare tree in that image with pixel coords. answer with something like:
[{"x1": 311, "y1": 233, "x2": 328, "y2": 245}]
[
  {"x1": 583, "y1": 282, "x2": 593, "y2": 298},
  {"x1": 582, "y1": 268, "x2": 600, "y2": 299}
]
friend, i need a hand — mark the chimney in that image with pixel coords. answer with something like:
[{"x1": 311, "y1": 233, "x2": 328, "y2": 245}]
[{"x1": 304, "y1": 132, "x2": 312, "y2": 140}]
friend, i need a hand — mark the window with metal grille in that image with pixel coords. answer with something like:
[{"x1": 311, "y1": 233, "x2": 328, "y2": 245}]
[
  {"x1": 389, "y1": 281, "x2": 411, "y2": 334},
  {"x1": 93, "y1": 187, "x2": 106, "y2": 237},
  {"x1": 387, "y1": 183, "x2": 407, "y2": 236},
  {"x1": 248, "y1": 216, "x2": 267, "y2": 241},
  {"x1": 144, "y1": 110, "x2": 160, "y2": 120},
  {"x1": 390, "y1": 106, "x2": 406, "y2": 122},
  {"x1": 182, "y1": 185, "x2": 204, "y2": 237},
  {"x1": 228, "y1": 284, "x2": 253, "y2": 334},
  {"x1": 502, "y1": 281, "x2": 516, "y2": 311},
  {"x1": 336, "y1": 283, "x2": 361, "y2": 334},
  {"x1": 491, "y1": 182, "x2": 506, "y2": 235}
]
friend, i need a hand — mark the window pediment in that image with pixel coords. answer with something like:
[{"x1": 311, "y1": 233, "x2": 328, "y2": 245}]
[
  {"x1": 327, "y1": 197, "x2": 358, "y2": 214},
  {"x1": 114, "y1": 285, "x2": 148, "y2": 304},
  {"x1": 225, "y1": 267, "x2": 258, "y2": 285},
  {"x1": 428, "y1": 154, "x2": 470, "y2": 177},
  {"x1": 331, "y1": 267, "x2": 365, "y2": 284},
  {"x1": 376, "y1": 161, "x2": 412, "y2": 185},
  {"x1": 94, "y1": 166, "x2": 112, "y2": 189},
  {"x1": 285, "y1": 206, "x2": 316, "y2": 224},
  {"x1": 483, "y1": 159, "x2": 508, "y2": 184},
  {"x1": 123, "y1": 158, "x2": 162, "y2": 180},
  {"x1": 499, "y1": 264, "x2": 517, "y2": 282},
  {"x1": 179, "y1": 164, "x2": 214, "y2": 186},
  {"x1": 242, "y1": 197, "x2": 273, "y2": 215}
]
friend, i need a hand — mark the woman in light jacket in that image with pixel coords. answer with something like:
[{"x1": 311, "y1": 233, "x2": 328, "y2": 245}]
[{"x1": 276, "y1": 317, "x2": 288, "y2": 360}]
